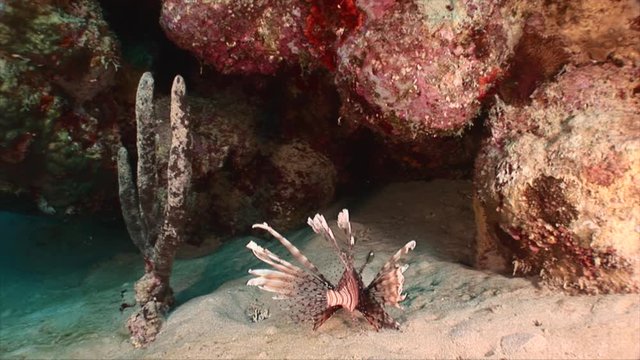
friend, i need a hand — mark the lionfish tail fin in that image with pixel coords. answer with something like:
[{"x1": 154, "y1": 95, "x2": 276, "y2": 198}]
[{"x1": 367, "y1": 240, "x2": 416, "y2": 308}]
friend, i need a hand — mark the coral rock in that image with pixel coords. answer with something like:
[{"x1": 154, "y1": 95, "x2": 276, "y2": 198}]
[
  {"x1": 335, "y1": 0, "x2": 522, "y2": 139},
  {"x1": 496, "y1": 0, "x2": 640, "y2": 106},
  {"x1": 207, "y1": 140, "x2": 337, "y2": 236},
  {"x1": 159, "y1": 0, "x2": 524, "y2": 139},
  {"x1": 0, "y1": 0, "x2": 121, "y2": 213},
  {"x1": 152, "y1": 93, "x2": 336, "y2": 242},
  {"x1": 524, "y1": 0, "x2": 640, "y2": 67},
  {"x1": 160, "y1": 0, "x2": 310, "y2": 75},
  {"x1": 474, "y1": 64, "x2": 640, "y2": 294},
  {"x1": 260, "y1": 141, "x2": 337, "y2": 230}
]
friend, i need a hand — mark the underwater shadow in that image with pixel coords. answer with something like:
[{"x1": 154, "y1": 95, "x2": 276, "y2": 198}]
[
  {"x1": 344, "y1": 180, "x2": 478, "y2": 267},
  {"x1": 173, "y1": 227, "x2": 315, "y2": 306}
]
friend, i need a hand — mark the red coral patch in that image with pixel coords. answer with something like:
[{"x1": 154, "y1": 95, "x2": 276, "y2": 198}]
[{"x1": 304, "y1": 0, "x2": 365, "y2": 70}]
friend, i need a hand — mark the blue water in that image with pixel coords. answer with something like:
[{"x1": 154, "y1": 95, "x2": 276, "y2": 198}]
[
  {"x1": 0, "y1": 212, "x2": 137, "y2": 354},
  {"x1": 0, "y1": 211, "x2": 311, "y2": 356}
]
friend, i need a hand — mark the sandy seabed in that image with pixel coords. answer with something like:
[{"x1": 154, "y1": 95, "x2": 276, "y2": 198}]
[{"x1": 2, "y1": 180, "x2": 639, "y2": 359}]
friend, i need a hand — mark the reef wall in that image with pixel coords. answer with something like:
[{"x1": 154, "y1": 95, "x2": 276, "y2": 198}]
[
  {"x1": 474, "y1": 64, "x2": 640, "y2": 293},
  {"x1": 1, "y1": 0, "x2": 638, "y2": 293},
  {"x1": 473, "y1": 0, "x2": 640, "y2": 293},
  {"x1": 0, "y1": 0, "x2": 121, "y2": 214}
]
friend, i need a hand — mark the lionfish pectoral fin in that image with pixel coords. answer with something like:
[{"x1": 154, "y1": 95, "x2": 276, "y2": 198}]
[
  {"x1": 312, "y1": 305, "x2": 340, "y2": 330},
  {"x1": 246, "y1": 242, "x2": 310, "y2": 299},
  {"x1": 251, "y1": 223, "x2": 328, "y2": 283},
  {"x1": 357, "y1": 294, "x2": 400, "y2": 331},
  {"x1": 355, "y1": 240, "x2": 416, "y2": 330},
  {"x1": 367, "y1": 240, "x2": 416, "y2": 308},
  {"x1": 246, "y1": 238, "x2": 336, "y2": 326}
]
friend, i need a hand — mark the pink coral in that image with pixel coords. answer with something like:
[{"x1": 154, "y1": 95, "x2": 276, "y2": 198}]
[
  {"x1": 160, "y1": 0, "x2": 310, "y2": 75},
  {"x1": 160, "y1": 0, "x2": 523, "y2": 139},
  {"x1": 334, "y1": 0, "x2": 521, "y2": 138}
]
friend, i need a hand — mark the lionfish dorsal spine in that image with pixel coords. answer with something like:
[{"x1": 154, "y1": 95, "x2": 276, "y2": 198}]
[
  {"x1": 307, "y1": 213, "x2": 350, "y2": 267},
  {"x1": 337, "y1": 209, "x2": 355, "y2": 247},
  {"x1": 358, "y1": 250, "x2": 375, "y2": 275}
]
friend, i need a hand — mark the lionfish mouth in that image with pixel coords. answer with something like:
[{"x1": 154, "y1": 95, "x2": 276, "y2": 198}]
[{"x1": 246, "y1": 209, "x2": 416, "y2": 331}]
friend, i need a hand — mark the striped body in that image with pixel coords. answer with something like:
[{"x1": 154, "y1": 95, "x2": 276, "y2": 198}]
[
  {"x1": 326, "y1": 268, "x2": 361, "y2": 312},
  {"x1": 247, "y1": 209, "x2": 416, "y2": 330}
]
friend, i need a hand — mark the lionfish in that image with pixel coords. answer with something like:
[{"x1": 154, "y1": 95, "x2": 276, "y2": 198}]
[{"x1": 246, "y1": 209, "x2": 416, "y2": 330}]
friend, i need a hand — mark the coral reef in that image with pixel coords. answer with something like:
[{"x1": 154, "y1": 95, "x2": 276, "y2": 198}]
[
  {"x1": 495, "y1": 24, "x2": 569, "y2": 106},
  {"x1": 149, "y1": 87, "x2": 337, "y2": 242},
  {"x1": 159, "y1": 0, "x2": 523, "y2": 139},
  {"x1": 159, "y1": 0, "x2": 367, "y2": 74},
  {"x1": 150, "y1": 88, "x2": 259, "y2": 241},
  {"x1": 117, "y1": 72, "x2": 338, "y2": 345},
  {"x1": 160, "y1": 0, "x2": 311, "y2": 75},
  {"x1": 117, "y1": 72, "x2": 192, "y2": 347},
  {"x1": 0, "y1": 0, "x2": 340, "y2": 241},
  {"x1": 524, "y1": 0, "x2": 640, "y2": 67},
  {"x1": 364, "y1": 131, "x2": 480, "y2": 183},
  {"x1": 2, "y1": 0, "x2": 636, "y2": 300},
  {"x1": 496, "y1": 0, "x2": 640, "y2": 105},
  {"x1": 335, "y1": 0, "x2": 521, "y2": 139},
  {"x1": 474, "y1": 64, "x2": 640, "y2": 294},
  {"x1": 0, "y1": 0, "x2": 121, "y2": 213}
]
